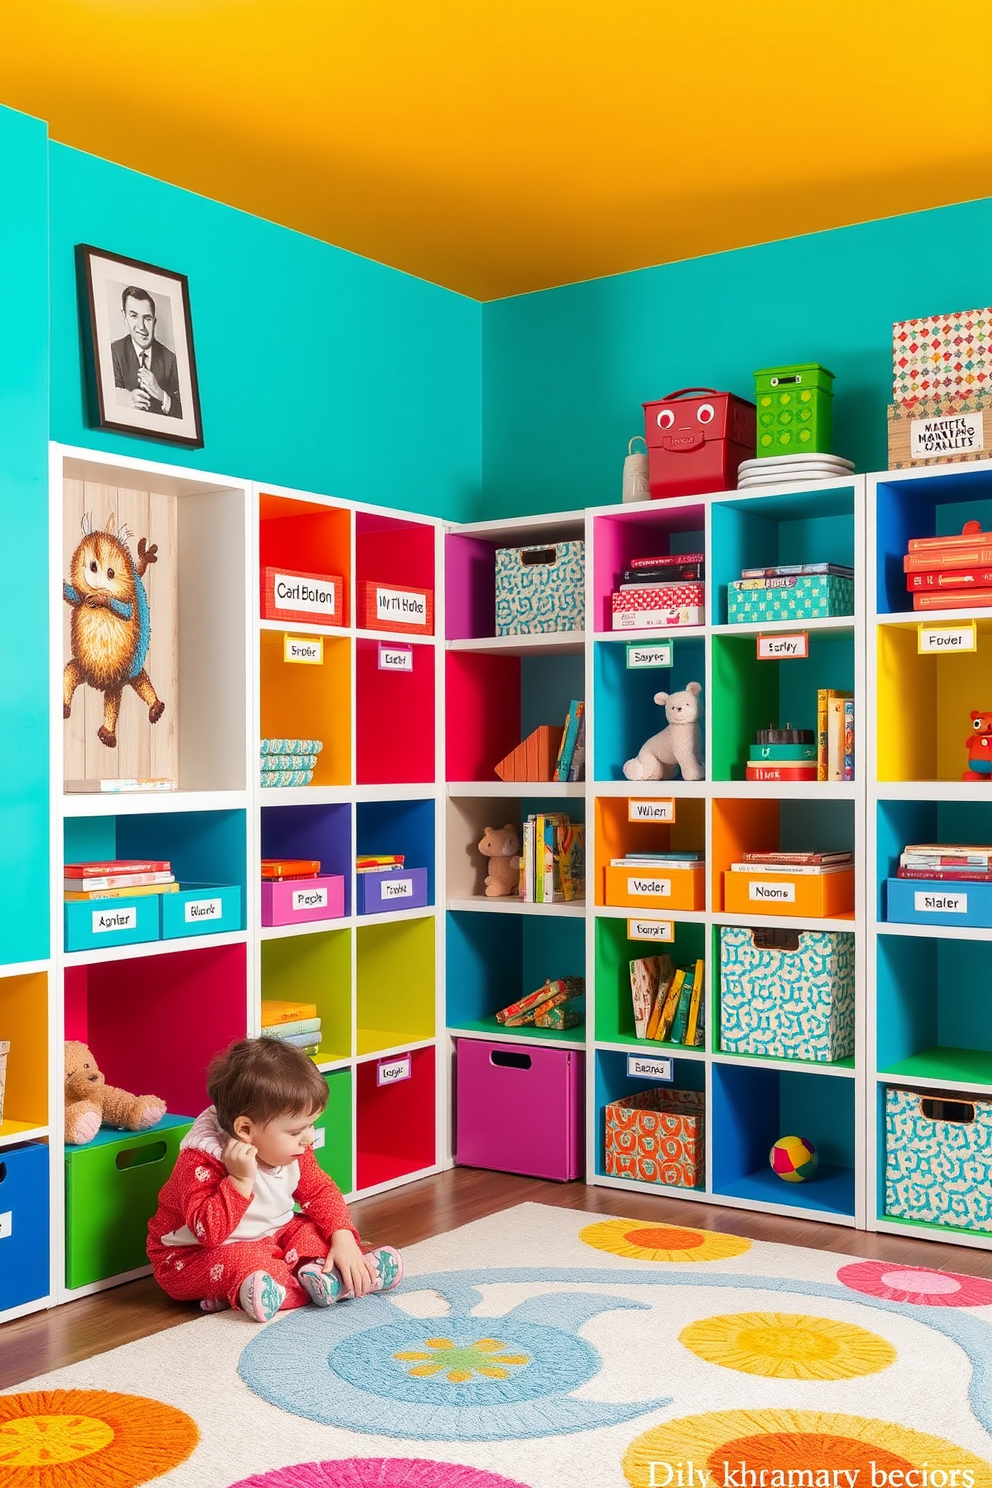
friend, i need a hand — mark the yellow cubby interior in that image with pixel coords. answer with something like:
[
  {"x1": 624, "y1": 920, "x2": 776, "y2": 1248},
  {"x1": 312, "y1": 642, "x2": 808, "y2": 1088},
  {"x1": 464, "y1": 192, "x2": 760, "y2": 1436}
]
[
  {"x1": 877, "y1": 620, "x2": 992, "y2": 782},
  {"x1": 356, "y1": 916, "x2": 435, "y2": 1055},
  {"x1": 261, "y1": 930, "x2": 352, "y2": 1063}
]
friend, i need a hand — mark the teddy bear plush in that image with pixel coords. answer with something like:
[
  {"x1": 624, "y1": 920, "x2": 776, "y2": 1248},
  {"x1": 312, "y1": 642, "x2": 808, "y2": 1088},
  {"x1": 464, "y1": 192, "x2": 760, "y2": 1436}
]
[
  {"x1": 478, "y1": 823, "x2": 521, "y2": 897},
  {"x1": 64, "y1": 1040, "x2": 167, "y2": 1146},
  {"x1": 623, "y1": 682, "x2": 705, "y2": 781}
]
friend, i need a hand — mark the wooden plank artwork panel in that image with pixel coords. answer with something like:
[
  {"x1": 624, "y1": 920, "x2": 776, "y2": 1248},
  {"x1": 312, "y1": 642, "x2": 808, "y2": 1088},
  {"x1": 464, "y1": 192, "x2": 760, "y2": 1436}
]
[{"x1": 63, "y1": 479, "x2": 179, "y2": 787}]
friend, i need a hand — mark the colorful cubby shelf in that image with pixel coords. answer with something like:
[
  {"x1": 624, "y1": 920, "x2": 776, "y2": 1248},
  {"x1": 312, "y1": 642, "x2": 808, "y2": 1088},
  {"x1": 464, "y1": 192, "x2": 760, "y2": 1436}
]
[{"x1": 9, "y1": 448, "x2": 992, "y2": 1327}]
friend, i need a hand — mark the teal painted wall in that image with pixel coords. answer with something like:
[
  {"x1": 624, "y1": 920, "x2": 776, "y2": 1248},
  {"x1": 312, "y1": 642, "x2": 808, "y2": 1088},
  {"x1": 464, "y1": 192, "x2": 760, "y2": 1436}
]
[
  {"x1": 0, "y1": 107, "x2": 50, "y2": 964},
  {"x1": 48, "y1": 143, "x2": 482, "y2": 518},
  {"x1": 481, "y1": 200, "x2": 992, "y2": 517}
]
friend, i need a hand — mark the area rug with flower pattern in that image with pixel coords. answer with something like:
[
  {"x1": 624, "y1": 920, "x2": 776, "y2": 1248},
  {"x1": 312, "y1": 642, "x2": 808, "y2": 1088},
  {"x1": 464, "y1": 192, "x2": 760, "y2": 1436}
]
[{"x1": 3, "y1": 1202, "x2": 992, "y2": 1488}]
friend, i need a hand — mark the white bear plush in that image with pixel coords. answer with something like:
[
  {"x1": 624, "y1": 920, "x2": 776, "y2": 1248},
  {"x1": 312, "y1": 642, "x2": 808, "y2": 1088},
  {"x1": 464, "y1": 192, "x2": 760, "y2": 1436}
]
[{"x1": 623, "y1": 682, "x2": 704, "y2": 781}]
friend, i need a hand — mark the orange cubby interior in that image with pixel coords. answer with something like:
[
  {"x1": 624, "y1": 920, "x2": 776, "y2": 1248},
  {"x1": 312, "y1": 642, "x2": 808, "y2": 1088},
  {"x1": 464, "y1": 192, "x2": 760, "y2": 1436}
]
[
  {"x1": 259, "y1": 493, "x2": 351, "y2": 626},
  {"x1": 711, "y1": 796, "x2": 855, "y2": 918},
  {"x1": 0, "y1": 971, "x2": 48, "y2": 1137},
  {"x1": 260, "y1": 630, "x2": 351, "y2": 786},
  {"x1": 594, "y1": 796, "x2": 705, "y2": 907}
]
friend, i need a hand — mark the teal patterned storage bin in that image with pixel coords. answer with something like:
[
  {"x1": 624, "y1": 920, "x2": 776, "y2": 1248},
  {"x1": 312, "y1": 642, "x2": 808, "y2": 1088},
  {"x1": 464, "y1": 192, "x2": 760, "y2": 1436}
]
[
  {"x1": 719, "y1": 926, "x2": 855, "y2": 1062},
  {"x1": 727, "y1": 575, "x2": 854, "y2": 623},
  {"x1": 495, "y1": 541, "x2": 584, "y2": 636},
  {"x1": 885, "y1": 1087, "x2": 992, "y2": 1233}
]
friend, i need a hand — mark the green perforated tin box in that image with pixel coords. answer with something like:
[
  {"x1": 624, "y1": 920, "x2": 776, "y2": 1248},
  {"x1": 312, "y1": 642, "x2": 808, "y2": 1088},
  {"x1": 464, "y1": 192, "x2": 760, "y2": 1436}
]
[
  {"x1": 728, "y1": 574, "x2": 854, "y2": 623},
  {"x1": 754, "y1": 363, "x2": 834, "y2": 455}
]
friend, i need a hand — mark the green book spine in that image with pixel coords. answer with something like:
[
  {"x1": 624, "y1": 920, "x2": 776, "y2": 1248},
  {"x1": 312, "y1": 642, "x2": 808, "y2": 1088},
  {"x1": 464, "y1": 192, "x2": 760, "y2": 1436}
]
[
  {"x1": 669, "y1": 971, "x2": 695, "y2": 1044},
  {"x1": 748, "y1": 743, "x2": 817, "y2": 761}
]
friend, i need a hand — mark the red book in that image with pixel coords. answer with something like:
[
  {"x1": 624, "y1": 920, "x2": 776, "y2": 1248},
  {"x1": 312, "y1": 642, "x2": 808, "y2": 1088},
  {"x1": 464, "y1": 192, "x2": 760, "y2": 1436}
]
[
  {"x1": 744, "y1": 764, "x2": 819, "y2": 782},
  {"x1": 897, "y1": 867, "x2": 992, "y2": 882},
  {"x1": 904, "y1": 547, "x2": 992, "y2": 572},
  {"x1": 629, "y1": 552, "x2": 705, "y2": 569},
  {"x1": 908, "y1": 567, "x2": 992, "y2": 590},
  {"x1": 64, "y1": 860, "x2": 170, "y2": 878},
  {"x1": 908, "y1": 522, "x2": 991, "y2": 552},
  {"x1": 913, "y1": 589, "x2": 992, "y2": 610}
]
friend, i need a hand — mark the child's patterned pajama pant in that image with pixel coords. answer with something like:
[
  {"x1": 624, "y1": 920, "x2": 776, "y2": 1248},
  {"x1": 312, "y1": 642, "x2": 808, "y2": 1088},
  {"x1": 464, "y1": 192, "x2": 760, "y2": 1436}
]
[{"x1": 151, "y1": 1214, "x2": 328, "y2": 1310}]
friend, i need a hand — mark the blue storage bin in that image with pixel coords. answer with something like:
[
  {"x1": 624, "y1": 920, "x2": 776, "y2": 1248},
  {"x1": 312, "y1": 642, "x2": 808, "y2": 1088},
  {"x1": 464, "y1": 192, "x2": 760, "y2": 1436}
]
[
  {"x1": 0, "y1": 1141, "x2": 50, "y2": 1311},
  {"x1": 160, "y1": 882, "x2": 243, "y2": 939},
  {"x1": 64, "y1": 893, "x2": 160, "y2": 952},
  {"x1": 357, "y1": 866, "x2": 429, "y2": 914},
  {"x1": 885, "y1": 877, "x2": 992, "y2": 930}
]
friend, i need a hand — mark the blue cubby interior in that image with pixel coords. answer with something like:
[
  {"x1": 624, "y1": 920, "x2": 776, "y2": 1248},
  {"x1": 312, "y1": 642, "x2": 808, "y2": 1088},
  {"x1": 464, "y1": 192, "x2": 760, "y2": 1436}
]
[
  {"x1": 875, "y1": 799, "x2": 992, "y2": 918},
  {"x1": 875, "y1": 471, "x2": 992, "y2": 615},
  {"x1": 711, "y1": 489, "x2": 855, "y2": 626},
  {"x1": 446, "y1": 910, "x2": 584, "y2": 1027},
  {"x1": 711, "y1": 1062, "x2": 855, "y2": 1215},
  {"x1": 593, "y1": 1047, "x2": 705, "y2": 1184},
  {"x1": 593, "y1": 636, "x2": 706, "y2": 780},
  {"x1": 520, "y1": 654, "x2": 586, "y2": 741},
  {"x1": 260, "y1": 802, "x2": 352, "y2": 914},
  {"x1": 357, "y1": 798, "x2": 435, "y2": 903},
  {"x1": 877, "y1": 933, "x2": 992, "y2": 1078}
]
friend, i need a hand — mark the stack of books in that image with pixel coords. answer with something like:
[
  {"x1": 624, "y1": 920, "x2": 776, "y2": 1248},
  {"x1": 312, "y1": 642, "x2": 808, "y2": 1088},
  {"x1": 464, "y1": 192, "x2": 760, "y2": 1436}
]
[
  {"x1": 495, "y1": 976, "x2": 585, "y2": 1030},
  {"x1": 261, "y1": 999, "x2": 321, "y2": 1055},
  {"x1": 897, "y1": 844, "x2": 992, "y2": 882},
  {"x1": 520, "y1": 815, "x2": 585, "y2": 903},
  {"x1": 260, "y1": 738, "x2": 323, "y2": 788},
  {"x1": 817, "y1": 691, "x2": 854, "y2": 780},
  {"x1": 611, "y1": 553, "x2": 705, "y2": 630},
  {"x1": 261, "y1": 858, "x2": 322, "y2": 882},
  {"x1": 611, "y1": 850, "x2": 704, "y2": 872},
  {"x1": 746, "y1": 727, "x2": 816, "y2": 782},
  {"x1": 729, "y1": 850, "x2": 854, "y2": 877},
  {"x1": 629, "y1": 954, "x2": 704, "y2": 1046},
  {"x1": 357, "y1": 854, "x2": 405, "y2": 876},
  {"x1": 904, "y1": 521, "x2": 992, "y2": 611},
  {"x1": 64, "y1": 859, "x2": 177, "y2": 901}
]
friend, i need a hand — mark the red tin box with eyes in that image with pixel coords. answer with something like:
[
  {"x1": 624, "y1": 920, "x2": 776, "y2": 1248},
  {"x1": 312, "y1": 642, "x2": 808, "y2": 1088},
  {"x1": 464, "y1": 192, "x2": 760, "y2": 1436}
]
[{"x1": 643, "y1": 387, "x2": 756, "y2": 499}]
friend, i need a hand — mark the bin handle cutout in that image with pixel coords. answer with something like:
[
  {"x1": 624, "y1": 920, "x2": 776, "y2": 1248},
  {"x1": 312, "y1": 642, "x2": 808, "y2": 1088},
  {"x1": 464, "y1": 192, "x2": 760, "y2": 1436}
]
[
  {"x1": 518, "y1": 548, "x2": 557, "y2": 567},
  {"x1": 490, "y1": 1049, "x2": 532, "y2": 1070},
  {"x1": 920, "y1": 1097, "x2": 975, "y2": 1125},
  {"x1": 115, "y1": 1140, "x2": 168, "y2": 1170},
  {"x1": 750, "y1": 927, "x2": 801, "y2": 953}
]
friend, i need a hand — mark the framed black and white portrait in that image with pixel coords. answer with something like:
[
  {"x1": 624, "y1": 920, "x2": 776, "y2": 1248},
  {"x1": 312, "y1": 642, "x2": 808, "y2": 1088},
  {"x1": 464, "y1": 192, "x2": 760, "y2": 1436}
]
[{"x1": 78, "y1": 245, "x2": 204, "y2": 448}]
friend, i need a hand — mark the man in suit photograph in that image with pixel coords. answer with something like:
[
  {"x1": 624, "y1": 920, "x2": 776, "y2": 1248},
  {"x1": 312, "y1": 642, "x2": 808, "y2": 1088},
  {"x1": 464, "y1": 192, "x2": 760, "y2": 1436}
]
[{"x1": 111, "y1": 285, "x2": 182, "y2": 418}]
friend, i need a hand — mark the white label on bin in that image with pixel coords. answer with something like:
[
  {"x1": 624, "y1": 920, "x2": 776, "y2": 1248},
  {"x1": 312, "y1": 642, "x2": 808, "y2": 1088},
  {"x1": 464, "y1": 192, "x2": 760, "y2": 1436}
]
[
  {"x1": 627, "y1": 1055, "x2": 674, "y2": 1082},
  {"x1": 378, "y1": 644, "x2": 414, "y2": 671},
  {"x1": 915, "y1": 890, "x2": 967, "y2": 914},
  {"x1": 628, "y1": 798, "x2": 676, "y2": 823},
  {"x1": 0, "y1": 1210, "x2": 11, "y2": 1240},
  {"x1": 628, "y1": 877, "x2": 671, "y2": 897},
  {"x1": 284, "y1": 636, "x2": 324, "y2": 664},
  {"x1": 749, "y1": 881, "x2": 796, "y2": 903},
  {"x1": 293, "y1": 887, "x2": 328, "y2": 911},
  {"x1": 627, "y1": 918, "x2": 675, "y2": 942},
  {"x1": 274, "y1": 573, "x2": 338, "y2": 616},
  {"x1": 911, "y1": 410, "x2": 984, "y2": 460},
  {"x1": 918, "y1": 624, "x2": 977, "y2": 654},
  {"x1": 377, "y1": 1055, "x2": 411, "y2": 1086},
  {"x1": 185, "y1": 897, "x2": 222, "y2": 923},
  {"x1": 375, "y1": 586, "x2": 426, "y2": 623},
  {"x1": 92, "y1": 907, "x2": 137, "y2": 933},
  {"x1": 382, "y1": 877, "x2": 414, "y2": 900},
  {"x1": 311, "y1": 1128, "x2": 326, "y2": 1150}
]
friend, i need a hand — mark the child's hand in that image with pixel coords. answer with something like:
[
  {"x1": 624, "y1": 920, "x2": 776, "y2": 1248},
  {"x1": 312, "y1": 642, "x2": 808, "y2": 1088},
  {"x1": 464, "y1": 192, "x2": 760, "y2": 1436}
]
[
  {"x1": 326, "y1": 1229, "x2": 378, "y2": 1298},
  {"x1": 222, "y1": 1137, "x2": 257, "y2": 1195}
]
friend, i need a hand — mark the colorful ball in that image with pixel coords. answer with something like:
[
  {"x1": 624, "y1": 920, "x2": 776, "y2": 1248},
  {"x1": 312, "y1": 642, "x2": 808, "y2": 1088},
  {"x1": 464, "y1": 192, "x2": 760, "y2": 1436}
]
[{"x1": 769, "y1": 1134, "x2": 818, "y2": 1182}]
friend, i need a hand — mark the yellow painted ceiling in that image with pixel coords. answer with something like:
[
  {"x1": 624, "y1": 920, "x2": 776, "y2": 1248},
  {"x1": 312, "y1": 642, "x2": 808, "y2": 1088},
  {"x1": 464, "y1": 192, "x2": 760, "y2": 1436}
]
[{"x1": 2, "y1": 0, "x2": 991, "y2": 300}]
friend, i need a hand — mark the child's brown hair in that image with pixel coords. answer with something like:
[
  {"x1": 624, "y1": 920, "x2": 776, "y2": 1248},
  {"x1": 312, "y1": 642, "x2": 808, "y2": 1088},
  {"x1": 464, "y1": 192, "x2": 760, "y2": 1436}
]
[{"x1": 208, "y1": 1038, "x2": 328, "y2": 1135}]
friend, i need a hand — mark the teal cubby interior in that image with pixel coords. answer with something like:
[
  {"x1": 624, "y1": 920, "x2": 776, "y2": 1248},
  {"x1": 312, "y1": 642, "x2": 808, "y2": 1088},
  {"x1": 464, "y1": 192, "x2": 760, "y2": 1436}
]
[
  {"x1": 711, "y1": 488, "x2": 855, "y2": 626},
  {"x1": 874, "y1": 470, "x2": 992, "y2": 615},
  {"x1": 710, "y1": 1061, "x2": 855, "y2": 1215},
  {"x1": 711, "y1": 631, "x2": 854, "y2": 781},
  {"x1": 447, "y1": 909, "x2": 585, "y2": 1042},
  {"x1": 356, "y1": 797, "x2": 436, "y2": 904},
  {"x1": 593, "y1": 636, "x2": 705, "y2": 781},
  {"x1": 876, "y1": 932, "x2": 992, "y2": 1087},
  {"x1": 593, "y1": 1047, "x2": 705, "y2": 1184},
  {"x1": 875, "y1": 799, "x2": 992, "y2": 920}
]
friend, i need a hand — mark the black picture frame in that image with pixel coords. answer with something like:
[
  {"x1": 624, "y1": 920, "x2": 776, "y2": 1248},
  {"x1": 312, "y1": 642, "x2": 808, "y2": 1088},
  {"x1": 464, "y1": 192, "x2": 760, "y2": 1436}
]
[{"x1": 77, "y1": 244, "x2": 204, "y2": 448}]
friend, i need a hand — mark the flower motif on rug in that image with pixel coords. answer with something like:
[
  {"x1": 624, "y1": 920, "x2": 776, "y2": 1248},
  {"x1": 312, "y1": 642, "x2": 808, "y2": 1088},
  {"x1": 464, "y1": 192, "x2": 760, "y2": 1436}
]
[
  {"x1": 679, "y1": 1311, "x2": 896, "y2": 1378},
  {"x1": 227, "y1": 1457, "x2": 533, "y2": 1487},
  {"x1": 623, "y1": 1409, "x2": 992, "y2": 1488},
  {"x1": 0, "y1": 1389, "x2": 198, "y2": 1485},
  {"x1": 837, "y1": 1260, "x2": 992, "y2": 1308},
  {"x1": 392, "y1": 1336, "x2": 530, "y2": 1382},
  {"x1": 580, "y1": 1219, "x2": 751, "y2": 1263}
]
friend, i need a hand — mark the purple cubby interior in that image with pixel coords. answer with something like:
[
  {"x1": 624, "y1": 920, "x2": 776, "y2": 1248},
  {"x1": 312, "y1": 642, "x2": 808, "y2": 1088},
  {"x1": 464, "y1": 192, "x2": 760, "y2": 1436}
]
[
  {"x1": 261, "y1": 803, "x2": 353, "y2": 917},
  {"x1": 593, "y1": 506, "x2": 706, "y2": 633},
  {"x1": 445, "y1": 533, "x2": 497, "y2": 641}
]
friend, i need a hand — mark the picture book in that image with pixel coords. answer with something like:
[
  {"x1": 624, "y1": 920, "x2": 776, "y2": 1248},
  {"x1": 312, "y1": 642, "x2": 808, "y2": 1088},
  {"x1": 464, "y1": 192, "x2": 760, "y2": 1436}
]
[
  {"x1": 629, "y1": 954, "x2": 669, "y2": 1038},
  {"x1": 684, "y1": 958, "x2": 705, "y2": 1046},
  {"x1": 653, "y1": 967, "x2": 685, "y2": 1042}
]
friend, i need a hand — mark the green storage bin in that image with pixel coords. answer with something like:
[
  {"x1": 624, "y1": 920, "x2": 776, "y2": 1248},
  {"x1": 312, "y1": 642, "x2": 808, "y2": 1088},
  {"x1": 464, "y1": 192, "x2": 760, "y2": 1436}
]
[
  {"x1": 754, "y1": 362, "x2": 834, "y2": 455},
  {"x1": 313, "y1": 1069, "x2": 352, "y2": 1194},
  {"x1": 65, "y1": 1115, "x2": 191, "y2": 1288}
]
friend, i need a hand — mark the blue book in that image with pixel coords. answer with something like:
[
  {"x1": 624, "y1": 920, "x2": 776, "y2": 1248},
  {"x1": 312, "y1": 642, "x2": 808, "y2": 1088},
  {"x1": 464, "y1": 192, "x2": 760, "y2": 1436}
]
[{"x1": 556, "y1": 700, "x2": 583, "y2": 781}]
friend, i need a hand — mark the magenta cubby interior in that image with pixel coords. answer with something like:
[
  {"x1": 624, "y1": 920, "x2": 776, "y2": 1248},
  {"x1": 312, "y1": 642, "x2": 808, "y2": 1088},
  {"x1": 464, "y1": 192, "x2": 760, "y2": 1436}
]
[
  {"x1": 446, "y1": 651, "x2": 585, "y2": 782},
  {"x1": 260, "y1": 802, "x2": 352, "y2": 917},
  {"x1": 64, "y1": 942, "x2": 248, "y2": 1119},
  {"x1": 355, "y1": 1045, "x2": 436, "y2": 1189},
  {"x1": 355, "y1": 512, "x2": 435, "y2": 606},
  {"x1": 356, "y1": 639, "x2": 435, "y2": 784},
  {"x1": 593, "y1": 503, "x2": 705, "y2": 633},
  {"x1": 445, "y1": 519, "x2": 584, "y2": 641}
]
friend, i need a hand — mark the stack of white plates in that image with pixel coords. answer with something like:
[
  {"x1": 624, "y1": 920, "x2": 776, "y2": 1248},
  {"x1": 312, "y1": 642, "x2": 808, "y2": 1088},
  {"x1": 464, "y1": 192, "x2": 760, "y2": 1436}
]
[{"x1": 736, "y1": 453, "x2": 854, "y2": 489}]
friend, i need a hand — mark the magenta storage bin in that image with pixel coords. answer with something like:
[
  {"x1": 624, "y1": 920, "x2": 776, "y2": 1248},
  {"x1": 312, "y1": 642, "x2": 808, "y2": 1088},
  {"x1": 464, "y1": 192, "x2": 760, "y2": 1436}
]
[
  {"x1": 357, "y1": 867, "x2": 429, "y2": 915},
  {"x1": 261, "y1": 874, "x2": 345, "y2": 927},
  {"x1": 454, "y1": 1039, "x2": 585, "y2": 1181}
]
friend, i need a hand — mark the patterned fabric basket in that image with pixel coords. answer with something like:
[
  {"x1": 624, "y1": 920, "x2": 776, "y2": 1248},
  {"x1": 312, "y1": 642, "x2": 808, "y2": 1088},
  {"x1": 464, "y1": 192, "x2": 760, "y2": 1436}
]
[
  {"x1": 495, "y1": 541, "x2": 584, "y2": 635},
  {"x1": 603, "y1": 1087, "x2": 704, "y2": 1187},
  {"x1": 885, "y1": 1086, "x2": 992, "y2": 1232},
  {"x1": 720, "y1": 926, "x2": 854, "y2": 1062}
]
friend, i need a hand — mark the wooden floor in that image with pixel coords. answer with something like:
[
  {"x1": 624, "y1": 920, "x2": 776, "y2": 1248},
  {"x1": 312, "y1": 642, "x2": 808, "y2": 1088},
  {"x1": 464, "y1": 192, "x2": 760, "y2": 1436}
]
[{"x1": 4, "y1": 1168, "x2": 992, "y2": 1391}]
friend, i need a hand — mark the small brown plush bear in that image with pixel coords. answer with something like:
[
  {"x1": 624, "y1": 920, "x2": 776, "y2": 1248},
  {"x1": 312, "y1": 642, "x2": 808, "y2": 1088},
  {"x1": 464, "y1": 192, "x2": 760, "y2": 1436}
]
[
  {"x1": 64, "y1": 1039, "x2": 167, "y2": 1147},
  {"x1": 478, "y1": 823, "x2": 521, "y2": 898}
]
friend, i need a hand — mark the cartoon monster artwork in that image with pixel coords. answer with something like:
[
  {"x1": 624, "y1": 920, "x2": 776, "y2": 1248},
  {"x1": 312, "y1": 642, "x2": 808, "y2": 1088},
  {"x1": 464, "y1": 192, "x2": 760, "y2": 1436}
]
[
  {"x1": 63, "y1": 512, "x2": 165, "y2": 748},
  {"x1": 963, "y1": 710, "x2": 992, "y2": 782}
]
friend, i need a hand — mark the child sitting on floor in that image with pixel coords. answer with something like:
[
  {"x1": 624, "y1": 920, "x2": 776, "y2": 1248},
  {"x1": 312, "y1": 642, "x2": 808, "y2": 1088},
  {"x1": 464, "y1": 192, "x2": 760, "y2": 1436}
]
[{"x1": 147, "y1": 1037, "x2": 402, "y2": 1321}]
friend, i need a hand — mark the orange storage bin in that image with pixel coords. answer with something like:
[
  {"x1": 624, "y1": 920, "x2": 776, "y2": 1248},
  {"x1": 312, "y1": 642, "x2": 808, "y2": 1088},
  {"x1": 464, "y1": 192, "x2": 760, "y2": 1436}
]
[
  {"x1": 603, "y1": 864, "x2": 705, "y2": 911},
  {"x1": 722, "y1": 869, "x2": 855, "y2": 918}
]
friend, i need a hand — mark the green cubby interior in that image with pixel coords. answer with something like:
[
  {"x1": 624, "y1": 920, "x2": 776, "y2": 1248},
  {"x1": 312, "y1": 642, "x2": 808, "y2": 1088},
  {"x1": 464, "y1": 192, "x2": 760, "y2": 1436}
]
[
  {"x1": 710, "y1": 632, "x2": 853, "y2": 781},
  {"x1": 261, "y1": 928, "x2": 352, "y2": 1062},
  {"x1": 594, "y1": 916, "x2": 706, "y2": 1048},
  {"x1": 313, "y1": 1068, "x2": 353, "y2": 1194},
  {"x1": 356, "y1": 915, "x2": 435, "y2": 1055},
  {"x1": 877, "y1": 932, "x2": 992, "y2": 1086},
  {"x1": 447, "y1": 910, "x2": 586, "y2": 1043}
]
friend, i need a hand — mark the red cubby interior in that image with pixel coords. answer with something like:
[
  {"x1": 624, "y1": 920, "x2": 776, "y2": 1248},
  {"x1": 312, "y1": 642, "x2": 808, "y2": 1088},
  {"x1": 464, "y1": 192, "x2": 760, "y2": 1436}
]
[
  {"x1": 64, "y1": 944, "x2": 248, "y2": 1118},
  {"x1": 355, "y1": 513, "x2": 435, "y2": 598},
  {"x1": 445, "y1": 652, "x2": 522, "y2": 780},
  {"x1": 356, "y1": 639, "x2": 435, "y2": 783},
  {"x1": 259, "y1": 493, "x2": 352, "y2": 625},
  {"x1": 356, "y1": 1046, "x2": 435, "y2": 1189}
]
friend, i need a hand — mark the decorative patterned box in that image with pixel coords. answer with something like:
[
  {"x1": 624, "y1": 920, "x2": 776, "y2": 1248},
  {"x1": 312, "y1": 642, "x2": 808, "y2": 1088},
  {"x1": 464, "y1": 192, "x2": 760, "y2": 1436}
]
[
  {"x1": 727, "y1": 574, "x2": 854, "y2": 623},
  {"x1": 885, "y1": 1085, "x2": 992, "y2": 1233},
  {"x1": 893, "y1": 307, "x2": 992, "y2": 405},
  {"x1": 612, "y1": 584, "x2": 704, "y2": 631},
  {"x1": 357, "y1": 580, "x2": 434, "y2": 635},
  {"x1": 754, "y1": 363, "x2": 834, "y2": 456},
  {"x1": 603, "y1": 1087, "x2": 704, "y2": 1187},
  {"x1": 719, "y1": 926, "x2": 854, "y2": 1062},
  {"x1": 887, "y1": 393, "x2": 992, "y2": 470},
  {"x1": 495, "y1": 541, "x2": 584, "y2": 635}
]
